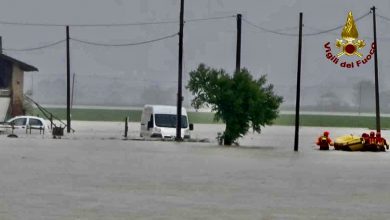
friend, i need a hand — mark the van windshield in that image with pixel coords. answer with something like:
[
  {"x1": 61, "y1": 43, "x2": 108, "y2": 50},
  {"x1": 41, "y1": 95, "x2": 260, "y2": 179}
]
[{"x1": 155, "y1": 114, "x2": 188, "y2": 128}]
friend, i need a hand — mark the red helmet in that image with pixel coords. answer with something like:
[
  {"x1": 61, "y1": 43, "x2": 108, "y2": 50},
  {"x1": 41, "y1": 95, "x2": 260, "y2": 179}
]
[
  {"x1": 376, "y1": 132, "x2": 381, "y2": 137},
  {"x1": 370, "y1": 131, "x2": 375, "y2": 137},
  {"x1": 324, "y1": 131, "x2": 329, "y2": 137}
]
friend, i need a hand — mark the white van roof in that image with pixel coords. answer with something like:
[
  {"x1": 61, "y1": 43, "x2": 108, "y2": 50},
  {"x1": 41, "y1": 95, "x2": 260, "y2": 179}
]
[{"x1": 144, "y1": 105, "x2": 187, "y2": 115}]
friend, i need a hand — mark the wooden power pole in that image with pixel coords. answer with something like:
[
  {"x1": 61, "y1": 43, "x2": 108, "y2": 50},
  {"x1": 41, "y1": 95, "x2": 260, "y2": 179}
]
[
  {"x1": 294, "y1": 13, "x2": 303, "y2": 152},
  {"x1": 66, "y1": 26, "x2": 71, "y2": 133},
  {"x1": 176, "y1": 0, "x2": 184, "y2": 141},
  {"x1": 371, "y1": 6, "x2": 381, "y2": 133},
  {"x1": 236, "y1": 14, "x2": 242, "y2": 73}
]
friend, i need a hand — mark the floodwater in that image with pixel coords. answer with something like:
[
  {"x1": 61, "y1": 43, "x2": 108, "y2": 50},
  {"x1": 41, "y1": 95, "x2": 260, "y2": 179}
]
[{"x1": 1, "y1": 122, "x2": 390, "y2": 220}]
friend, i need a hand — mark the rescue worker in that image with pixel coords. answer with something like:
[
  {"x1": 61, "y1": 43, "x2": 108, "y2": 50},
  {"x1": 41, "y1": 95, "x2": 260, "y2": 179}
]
[
  {"x1": 361, "y1": 133, "x2": 370, "y2": 151},
  {"x1": 316, "y1": 131, "x2": 333, "y2": 150},
  {"x1": 376, "y1": 132, "x2": 389, "y2": 152},
  {"x1": 367, "y1": 131, "x2": 378, "y2": 152}
]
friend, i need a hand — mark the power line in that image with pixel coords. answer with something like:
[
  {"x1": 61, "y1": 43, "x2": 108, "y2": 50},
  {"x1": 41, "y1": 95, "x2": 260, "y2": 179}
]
[
  {"x1": 273, "y1": 26, "x2": 300, "y2": 32},
  {"x1": 243, "y1": 11, "x2": 371, "y2": 37},
  {"x1": 243, "y1": 19, "x2": 298, "y2": 36},
  {"x1": 0, "y1": 19, "x2": 178, "y2": 27},
  {"x1": 302, "y1": 11, "x2": 371, "y2": 36},
  {"x1": 0, "y1": 20, "x2": 65, "y2": 27},
  {"x1": 305, "y1": 25, "x2": 390, "y2": 41},
  {"x1": 3, "y1": 39, "x2": 66, "y2": 51},
  {"x1": 186, "y1": 15, "x2": 236, "y2": 23},
  {"x1": 73, "y1": 74, "x2": 178, "y2": 83},
  {"x1": 71, "y1": 32, "x2": 178, "y2": 47},
  {"x1": 377, "y1": 13, "x2": 390, "y2": 23},
  {"x1": 69, "y1": 20, "x2": 179, "y2": 27},
  {"x1": 3, "y1": 32, "x2": 177, "y2": 51},
  {"x1": 0, "y1": 15, "x2": 235, "y2": 27}
]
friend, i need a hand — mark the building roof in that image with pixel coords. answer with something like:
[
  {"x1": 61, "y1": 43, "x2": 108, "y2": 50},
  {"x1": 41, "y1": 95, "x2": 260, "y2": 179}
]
[{"x1": 0, "y1": 53, "x2": 38, "y2": 72}]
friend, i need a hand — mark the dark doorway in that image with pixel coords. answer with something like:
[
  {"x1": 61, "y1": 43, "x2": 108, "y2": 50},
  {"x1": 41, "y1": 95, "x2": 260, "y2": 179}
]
[{"x1": 0, "y1": 59, "x2": 12, "y2": 89}]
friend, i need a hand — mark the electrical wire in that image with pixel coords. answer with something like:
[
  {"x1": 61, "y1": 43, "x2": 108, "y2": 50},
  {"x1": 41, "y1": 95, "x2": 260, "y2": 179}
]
[
  {"x1": 70, "y1": 32, "x2": 178, "y2": 47},
  {"x1": 0, "y1": 11, "x2": 375, "y2": 51},
  {"x1": 302, "y1": 11, "x2": 371, "y2": 36},
  {"x1": 243, "y1": 11, "x2": 371, "y2": 37},
  {"x1": 0, "y1": 19, "x2": 178, "y2": 27},
  {"x1": 3, "y1": 39, "x2": 66, "y2": 51},
  {"x1": 2, "y1": 32, "x2": 177, "y2": 52},
  {"x1": 0, "y1": 20, "x2": 65, "y2": 27},
  {"x1": 185, "y1": 15, "x2": 236, "y2": 23},
  {"x1": 304, "y1": 25, "x2": 390, "y2": 41},
  {"x1": 0, "y1": 15, "x2": 235, "y2": 27},
  {"x1": 377, "y1": 14, "x2": 390, "y2": 23},
  {"x1": 242, "y1": 19, "x2": 298, "y2": 36}
]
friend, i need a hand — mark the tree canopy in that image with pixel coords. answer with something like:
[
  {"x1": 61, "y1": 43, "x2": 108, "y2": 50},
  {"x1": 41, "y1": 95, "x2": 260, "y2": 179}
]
[{"x1": 187, "y1": 64, "x2": 283, "y2": 145}]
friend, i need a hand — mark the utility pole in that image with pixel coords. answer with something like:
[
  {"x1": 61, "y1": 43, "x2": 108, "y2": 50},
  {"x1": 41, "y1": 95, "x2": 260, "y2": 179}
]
[
  {"x1": 176, "y1": 0, "x2": 184, "y2": 141},
  {"x1": 66, "y1": 26, "x2": 71, "y2": 133},
  {"x1": 236, "y1": 14, "x2": 242, "y2": 73},
  {"x1": 371, "y1": 6, "x2": 381, "y2": 133},
  {"x1": 294, "y1": 12, "x2": 303, "y2": 152}
]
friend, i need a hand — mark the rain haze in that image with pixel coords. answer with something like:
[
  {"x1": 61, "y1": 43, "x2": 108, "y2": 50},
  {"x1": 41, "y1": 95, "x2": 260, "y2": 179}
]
[
  {"x1": 3, "y1": 2, "x2": 390, "y2": 219},
  {"x1": 1, "y1": 0, "x2": 390, "y2": 111}
]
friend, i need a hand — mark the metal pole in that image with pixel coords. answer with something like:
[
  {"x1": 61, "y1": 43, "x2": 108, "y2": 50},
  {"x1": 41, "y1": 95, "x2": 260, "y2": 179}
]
[
  {"x1": 124, "y1": 117, "x2": 128, "y2": 138},
  {"x1": 66, "y1": 26, "x2": 71, "y2": 133},
  {"x1": 371, "y1": 6, "x2": 381, "y2": 133},
  {"x1": 50, "y1": 113, "x2": 53, "y2": 130},
  {"x1": 294, "y1": 12, "x2": 303, "y2": 152},
  {"x1": 236, "y1": 14, "x2": 242, "y2": 73},
  {"x1": 176, "y1": 0, "x2": 184, "y2": 141}
]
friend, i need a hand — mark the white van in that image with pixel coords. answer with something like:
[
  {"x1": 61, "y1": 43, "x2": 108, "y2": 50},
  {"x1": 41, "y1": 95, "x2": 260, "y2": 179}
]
[{"x1": 140, "y1": 105, "x2": 193, "y2": 139}]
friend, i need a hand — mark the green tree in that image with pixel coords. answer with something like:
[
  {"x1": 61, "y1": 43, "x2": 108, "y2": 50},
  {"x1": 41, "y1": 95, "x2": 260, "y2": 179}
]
[{"x1": 187, "y1": 64, "x2": 283, "y2": 145}]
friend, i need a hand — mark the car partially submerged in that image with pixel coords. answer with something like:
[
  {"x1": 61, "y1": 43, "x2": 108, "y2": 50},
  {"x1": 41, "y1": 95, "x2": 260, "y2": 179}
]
[{"x1": 0, "y1": 116, "x2": 48, "y2": 134}]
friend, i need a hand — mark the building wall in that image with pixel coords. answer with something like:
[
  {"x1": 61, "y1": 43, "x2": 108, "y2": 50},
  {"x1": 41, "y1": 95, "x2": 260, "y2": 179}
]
[{"x1": 11, "y1": 65, "x2": 24, "y2": 116}]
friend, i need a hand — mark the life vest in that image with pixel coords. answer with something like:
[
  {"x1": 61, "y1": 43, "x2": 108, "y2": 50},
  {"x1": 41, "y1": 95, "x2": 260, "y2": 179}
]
[
  {"x1": 369, "y1": 137, "x2": 376, "y2": 145},
  {"x1": 377, "y1": 138, "x2": 384, "y2": 146},
  {"x1": 320, "y1": 136, "x2": 329, "y2": 148}
]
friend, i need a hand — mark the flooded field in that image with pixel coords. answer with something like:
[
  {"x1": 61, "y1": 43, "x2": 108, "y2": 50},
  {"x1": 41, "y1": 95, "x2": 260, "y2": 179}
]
[{"x1": 1, "y1": 122, "x2": 390, "y2": 219}]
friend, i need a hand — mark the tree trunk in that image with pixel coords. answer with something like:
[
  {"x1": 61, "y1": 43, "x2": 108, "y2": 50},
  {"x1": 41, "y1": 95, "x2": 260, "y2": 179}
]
[
  {"x1": 224, "y1": 136, "x2": 233, "y2": 146},
  {"x1": 223, "y1": 123, "x2": 233, "y2": 146}
]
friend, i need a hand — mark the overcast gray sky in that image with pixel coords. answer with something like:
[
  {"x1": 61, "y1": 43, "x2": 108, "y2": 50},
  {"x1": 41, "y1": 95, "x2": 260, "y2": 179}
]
[{"x1": 1, "y1": 0, "x2": 390, "y2": 109}]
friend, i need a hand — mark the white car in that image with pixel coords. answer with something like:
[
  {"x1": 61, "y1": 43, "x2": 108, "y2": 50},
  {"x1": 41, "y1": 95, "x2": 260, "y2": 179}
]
[{"x1": 0, "y1": 116, "x2": 48, "y2": 133}]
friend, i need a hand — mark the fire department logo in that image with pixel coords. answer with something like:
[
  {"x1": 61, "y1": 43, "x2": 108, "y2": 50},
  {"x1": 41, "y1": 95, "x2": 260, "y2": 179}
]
[
  {"x1": 335, "y1": 11, "x2": 365, "y2": 58},
  {"x1": 324, "y1": 11, "x2": 375, "y2": 69}
]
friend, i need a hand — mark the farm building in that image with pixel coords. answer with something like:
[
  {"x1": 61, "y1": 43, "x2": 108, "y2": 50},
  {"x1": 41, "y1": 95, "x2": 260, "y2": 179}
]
[{"x1": 0, "y1": 43, "x2": 38, "y2": 121}]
